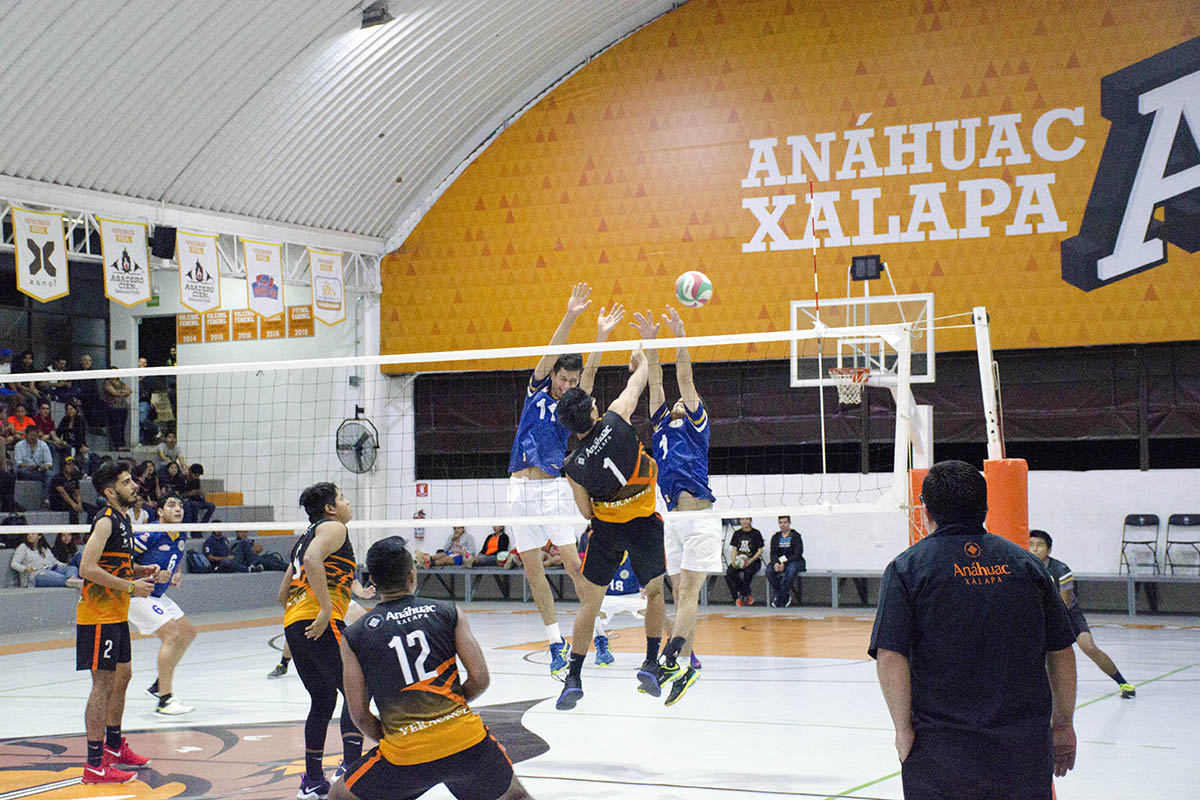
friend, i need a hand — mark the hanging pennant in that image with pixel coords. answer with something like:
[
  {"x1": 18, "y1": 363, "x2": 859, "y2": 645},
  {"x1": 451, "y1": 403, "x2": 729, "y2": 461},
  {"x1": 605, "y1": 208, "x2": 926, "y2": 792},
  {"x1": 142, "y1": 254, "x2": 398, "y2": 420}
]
[
  {"x1": 308, "y1": 248, "x2": 346, "y2": 325},
  {"x1": 241, "y1": 238, "x2": 284, "y2": 319},
  {"x1": 177, "y1": 230, "x2": 221, "y2": 313},
  {"x1": 99, "y1": 218, "x2": 152, "y2": 306},
  {"x1": 11, "y1": 206, "x2": 70, "y2": 302}
]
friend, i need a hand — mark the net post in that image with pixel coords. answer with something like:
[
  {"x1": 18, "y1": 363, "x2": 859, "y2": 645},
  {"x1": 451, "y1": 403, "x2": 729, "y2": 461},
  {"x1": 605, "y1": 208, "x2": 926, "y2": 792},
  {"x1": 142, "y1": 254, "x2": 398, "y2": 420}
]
[
  {"x1": 973, "y1": 306, "x2": 1003, "y2": 460},
  {"x1": 890, "y1": 326, "x2": 914, "y2": 509},
  {"x1": 984, "y1": 458, "x2": 1030, "y2": 548}
]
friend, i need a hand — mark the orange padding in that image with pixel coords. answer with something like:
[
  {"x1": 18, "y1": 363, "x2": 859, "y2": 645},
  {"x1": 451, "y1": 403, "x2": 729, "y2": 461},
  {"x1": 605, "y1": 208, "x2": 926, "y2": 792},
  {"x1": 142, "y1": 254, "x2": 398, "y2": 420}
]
[
  {"x1": 984, "y1": 458, "x2": 1029, "y2": 548},
  {"x1": 908, "y1": 467, "x2": 929, "y2": 545},
  {"x1": 207, "y1": 491, "x2": 244, "y2": 507}
]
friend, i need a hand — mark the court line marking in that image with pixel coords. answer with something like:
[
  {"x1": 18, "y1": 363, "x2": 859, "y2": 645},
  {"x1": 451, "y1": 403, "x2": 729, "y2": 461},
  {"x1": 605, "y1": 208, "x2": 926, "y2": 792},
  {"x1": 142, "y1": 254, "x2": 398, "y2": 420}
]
[
  {"x1": 1074, "y1": 662, "x2": 1195, "y2": 709},
  {"x1": 517, "y1": 772, "x2": 893, "y2": 799},
  {"x1": 822, "y1": 769, "x2": 900, "y2": 800}
]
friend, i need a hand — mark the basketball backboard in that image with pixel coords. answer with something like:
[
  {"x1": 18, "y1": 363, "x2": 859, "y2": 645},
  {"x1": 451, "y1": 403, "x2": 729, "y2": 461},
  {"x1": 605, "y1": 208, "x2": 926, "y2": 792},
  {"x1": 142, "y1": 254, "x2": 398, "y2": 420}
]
[{"x1": 789, "y1": 293, "x2": 934, "y2": 388}]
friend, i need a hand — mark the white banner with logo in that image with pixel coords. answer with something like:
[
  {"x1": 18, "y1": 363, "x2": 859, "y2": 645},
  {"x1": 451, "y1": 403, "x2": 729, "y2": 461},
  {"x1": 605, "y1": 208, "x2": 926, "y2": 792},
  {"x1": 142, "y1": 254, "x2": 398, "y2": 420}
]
[
  {"x1": 242, "y1": 238, "x2": 284, "y2": 319},
  {"x1": 11, "y1": 206, "x2": 69, "y2": 302},
  {"x1": 308, "y1": 248, "x2": 346, "y2": 325},
  {"x1": 99, "y1": 217, "x2": 151, "y2": 307},
  {"x1": 177, "y1": 230, "x2": 221, "y2": 313}
]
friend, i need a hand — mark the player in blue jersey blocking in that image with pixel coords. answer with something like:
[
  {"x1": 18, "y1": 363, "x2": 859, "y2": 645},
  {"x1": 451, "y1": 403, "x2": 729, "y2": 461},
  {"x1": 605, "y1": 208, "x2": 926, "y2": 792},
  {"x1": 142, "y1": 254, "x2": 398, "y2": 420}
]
[
  {"x1": 130, "y1": 492, "x2": 197, "y2": 715},
  {"x1": 507, "y1": 282, "x2": 624, "y2": 679},
  {"x1": 632, "y1": 305, "x2": 719, "y2": 706}
]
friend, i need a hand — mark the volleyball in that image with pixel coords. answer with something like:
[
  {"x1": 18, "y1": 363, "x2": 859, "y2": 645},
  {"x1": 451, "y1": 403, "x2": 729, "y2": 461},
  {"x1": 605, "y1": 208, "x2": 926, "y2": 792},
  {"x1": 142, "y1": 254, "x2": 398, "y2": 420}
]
[
  {"x1": 675, "y1": 270, "x2": 713, "y2": 308},
  {"x1": 733, "y1": 554, "x2": 747, "y2": 569}
]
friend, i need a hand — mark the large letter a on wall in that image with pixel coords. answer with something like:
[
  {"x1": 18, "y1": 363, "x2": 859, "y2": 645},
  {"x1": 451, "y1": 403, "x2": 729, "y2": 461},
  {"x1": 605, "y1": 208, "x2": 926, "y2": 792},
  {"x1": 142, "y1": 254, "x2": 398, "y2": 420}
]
[{"x1": 1062, "y1": 37, "x2": 1200, "y2": 291}]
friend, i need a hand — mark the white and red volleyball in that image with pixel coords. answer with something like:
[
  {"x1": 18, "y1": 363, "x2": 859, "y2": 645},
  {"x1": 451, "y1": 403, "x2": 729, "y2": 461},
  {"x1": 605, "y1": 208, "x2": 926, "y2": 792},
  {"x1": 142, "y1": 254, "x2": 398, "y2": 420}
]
[{"x1": 674, "y1": 270, "x2": 713, "y2": 308}]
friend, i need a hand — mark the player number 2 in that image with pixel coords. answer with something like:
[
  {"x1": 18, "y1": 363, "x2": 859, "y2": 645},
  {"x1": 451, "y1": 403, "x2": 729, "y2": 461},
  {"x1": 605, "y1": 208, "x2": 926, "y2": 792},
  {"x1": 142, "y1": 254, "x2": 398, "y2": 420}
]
[
  {"x1": 102, "y1": 639, "x2": 113, "y2": 659},
  {"x1": 388, "y1": 630, "x2": 437, "y2": 684},
  {"x1": 602, "y1": 457, "x2": 628, "y2": 485}
]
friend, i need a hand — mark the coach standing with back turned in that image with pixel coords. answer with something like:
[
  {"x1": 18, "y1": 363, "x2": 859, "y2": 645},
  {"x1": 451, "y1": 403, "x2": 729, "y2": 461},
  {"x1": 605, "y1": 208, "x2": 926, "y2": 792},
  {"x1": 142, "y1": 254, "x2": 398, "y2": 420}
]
[{"x1": 869, "y1": 460, "x2": 1078, "y2": 799}]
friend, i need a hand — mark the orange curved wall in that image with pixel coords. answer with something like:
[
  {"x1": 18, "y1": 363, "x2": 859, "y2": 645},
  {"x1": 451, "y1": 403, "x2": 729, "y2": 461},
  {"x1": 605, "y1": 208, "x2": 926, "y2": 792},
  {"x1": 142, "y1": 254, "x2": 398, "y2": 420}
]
[{"x1": 381, "y1": 0, "x2": 1199, "y2": 371}]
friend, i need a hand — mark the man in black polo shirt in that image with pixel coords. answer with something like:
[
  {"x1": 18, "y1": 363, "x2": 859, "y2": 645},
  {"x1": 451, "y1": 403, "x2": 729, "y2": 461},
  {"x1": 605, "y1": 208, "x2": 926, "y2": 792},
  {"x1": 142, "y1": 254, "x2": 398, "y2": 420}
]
[{"x1": 869, "y1": 460, "x2": 1078, "y2": 799}]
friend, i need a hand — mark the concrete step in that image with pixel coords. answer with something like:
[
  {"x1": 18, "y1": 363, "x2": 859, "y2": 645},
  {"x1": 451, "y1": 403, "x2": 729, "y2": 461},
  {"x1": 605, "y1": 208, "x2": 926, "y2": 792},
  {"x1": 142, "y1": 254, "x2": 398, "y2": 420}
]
[
  {"x1": 208, "y1": 491, "x2": 243, "y2": 507},
  {"x1": 199, "y1": 478, "x2": 225, "y2": 493},
  {"x1": 215, "y1": 506, "x2": 276, "y2": 523}
]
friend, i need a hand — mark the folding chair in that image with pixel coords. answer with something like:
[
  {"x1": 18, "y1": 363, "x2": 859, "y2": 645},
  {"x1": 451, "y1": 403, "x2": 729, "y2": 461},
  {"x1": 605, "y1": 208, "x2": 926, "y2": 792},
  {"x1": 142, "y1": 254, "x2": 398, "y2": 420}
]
[
  {"x1": 1119, "y1": 514, "x2": 1160, "y2": 574},
  {"x1": 1165, "y1": 514, "x2": 1200, "y2": 575}
]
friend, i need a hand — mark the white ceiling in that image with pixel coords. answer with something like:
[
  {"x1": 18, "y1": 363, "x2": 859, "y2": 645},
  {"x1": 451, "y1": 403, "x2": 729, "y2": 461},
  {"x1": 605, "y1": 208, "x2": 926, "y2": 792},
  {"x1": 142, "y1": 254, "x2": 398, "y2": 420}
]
[{"x1": 0, "y1": 0, "x2": 676, "y2": 252}]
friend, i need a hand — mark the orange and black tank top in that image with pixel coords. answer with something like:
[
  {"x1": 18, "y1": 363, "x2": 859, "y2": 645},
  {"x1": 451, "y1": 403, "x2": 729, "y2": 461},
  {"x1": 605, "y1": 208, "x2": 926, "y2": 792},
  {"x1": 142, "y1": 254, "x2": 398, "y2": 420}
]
[
  {"x1": 563, "y1": 410, "x2": 658, "y2": 523},
  {"x1": 284, "y1": 519, "x2": 356, "y2": 626},
  {"x1": 77, "y1": 505, "x2": 136, "y2": 625},
  {"x1": 343, "y1": 596, "x2": 486, "y2": 764}
]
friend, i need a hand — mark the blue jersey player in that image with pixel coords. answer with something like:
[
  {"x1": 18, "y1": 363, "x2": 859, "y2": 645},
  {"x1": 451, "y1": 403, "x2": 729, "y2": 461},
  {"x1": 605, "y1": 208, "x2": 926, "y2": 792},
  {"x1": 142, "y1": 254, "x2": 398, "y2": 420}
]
[
  {"x1": 507, "y1": 282, "x2": 624, "y2": 680},
  {"x1": 633, "y1": 304, "x2": 720, "y2": 705},
  {"x1": 129, "y1": 492, "x2": 197, "y2": 715}
]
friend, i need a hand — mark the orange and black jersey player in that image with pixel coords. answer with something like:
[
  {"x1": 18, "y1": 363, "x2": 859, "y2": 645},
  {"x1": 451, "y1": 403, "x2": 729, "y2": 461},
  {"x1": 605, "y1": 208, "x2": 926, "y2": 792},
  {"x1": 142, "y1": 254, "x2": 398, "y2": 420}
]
[
  {"x1": 331, "y1": 536, "x2": 530, "y2": 800},
  {"x1": 278, "y1": 483, "x2": 363, "y2": 797}
]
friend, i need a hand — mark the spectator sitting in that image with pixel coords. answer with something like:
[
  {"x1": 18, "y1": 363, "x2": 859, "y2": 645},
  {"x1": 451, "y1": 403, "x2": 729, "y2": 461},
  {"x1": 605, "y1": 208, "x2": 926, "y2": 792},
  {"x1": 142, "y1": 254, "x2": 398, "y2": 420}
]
[
  {"x1": 431, "y1": 526, "x2": 476, "y2": 566},
  {"x1": 133, "y1": 460, "x2": 160, "y2": 518},
  {"x1": 14, "y1": 426, "x2": 54, "y2": 501},
  {"x1": 475, "y1": 525, "x2": 510, "y2": 566},
  {"x1": 203, "y1": 529, "x2": 242, "y2": 573},
  {"x1": 230, "y1": 530, "x2": 268, "y2": 572},
  {"x1": 73, "y1": 443, "x2": 100, "y2": 477},
  {"x1": 56, "y1": 399, "x2": 88, "y2": 454},
  {"x1": 45, "y1": 355, "x2": 75, "y2": 403},
  {"x1": 725, "y1": 517, "x2": 765, "y2": 606},
  {"x1": 10, "y1": 531, "x2": 82, "y2": 588},
  {"x1": 51, "y1": 531, "x2": 79, "y2": 567},
  {"x1": 6, "y1": 402, "x2": 37, "y2": 446},
  {"x1": 129, "y1": 494, "x2": 150, "y2": 525},
  {"x1": 182, "y1": 463, "x2": 215, "y2": 524},
  {"x1": 539, "y1": 542, "x2": 563, "y2": 568},
  {"x1": 102, "y1": 367, "x2": 133, "y2": 450},
  {"x1": 766, "y1": 515, "x2": 806, "y2": 608},
  {"x1": 49, "y1": 457, "x2": 89, "y2": 524},
  {"x1": 156, "y1": 432, "x2": 186, "y2": 470},
  {"x1": 34, "y1": 401, "x2": 68, "y2": 458},
  {"x1": 0, "y1": 438, "x2": 15, "y2": 513},
  {"x1": 14, "y1": 351, "x2": 45, "y2": 409},
  {"x1": 160, "y1": 460, "x2": 186, "y2": 495}
]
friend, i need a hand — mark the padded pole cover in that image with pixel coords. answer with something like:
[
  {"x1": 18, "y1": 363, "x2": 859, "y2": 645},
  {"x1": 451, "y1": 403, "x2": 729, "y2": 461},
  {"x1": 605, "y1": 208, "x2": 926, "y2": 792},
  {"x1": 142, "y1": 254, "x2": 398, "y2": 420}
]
[{"x1": 984, "y1": 458, "x2": 1029, "y2": 547}]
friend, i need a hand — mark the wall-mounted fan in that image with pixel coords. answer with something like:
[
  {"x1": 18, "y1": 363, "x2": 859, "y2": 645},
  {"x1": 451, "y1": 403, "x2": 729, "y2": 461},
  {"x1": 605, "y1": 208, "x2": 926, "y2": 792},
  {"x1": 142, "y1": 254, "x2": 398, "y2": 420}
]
[{"x1": 336, "y1": 406, "x2": 379, "y2": 474}]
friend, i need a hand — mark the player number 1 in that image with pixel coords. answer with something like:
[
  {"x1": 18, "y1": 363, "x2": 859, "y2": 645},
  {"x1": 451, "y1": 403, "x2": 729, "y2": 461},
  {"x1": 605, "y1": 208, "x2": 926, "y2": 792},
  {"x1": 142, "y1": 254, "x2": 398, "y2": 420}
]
[
  {"x1": 388, "y1": 630, "x2": 437, "y2": 684},
  {"x1": 602, "y1": 457, "x2": 628, "y2": 485}
]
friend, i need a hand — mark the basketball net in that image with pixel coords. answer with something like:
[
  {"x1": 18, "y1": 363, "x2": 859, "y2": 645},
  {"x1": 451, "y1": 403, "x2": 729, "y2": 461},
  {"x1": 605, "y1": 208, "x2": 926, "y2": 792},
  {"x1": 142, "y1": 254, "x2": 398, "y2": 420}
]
[{"x1": 829, "y1": 366, "x2": 870, "y2": 405}]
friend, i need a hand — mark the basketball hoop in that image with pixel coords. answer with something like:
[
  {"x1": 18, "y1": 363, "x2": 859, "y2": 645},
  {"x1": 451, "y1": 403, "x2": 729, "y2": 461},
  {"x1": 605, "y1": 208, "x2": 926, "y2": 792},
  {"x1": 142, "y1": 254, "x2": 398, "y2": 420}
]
[{"x1": 829, "y1": 367, "x2": 870, "y2": 405}]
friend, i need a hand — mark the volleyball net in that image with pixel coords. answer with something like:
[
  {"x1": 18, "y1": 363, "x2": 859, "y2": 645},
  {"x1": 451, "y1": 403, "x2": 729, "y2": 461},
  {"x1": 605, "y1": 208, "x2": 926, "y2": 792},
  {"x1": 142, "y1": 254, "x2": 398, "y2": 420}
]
[{"x1": 1, "y1": 319, "x2": 924, "y2": 559}]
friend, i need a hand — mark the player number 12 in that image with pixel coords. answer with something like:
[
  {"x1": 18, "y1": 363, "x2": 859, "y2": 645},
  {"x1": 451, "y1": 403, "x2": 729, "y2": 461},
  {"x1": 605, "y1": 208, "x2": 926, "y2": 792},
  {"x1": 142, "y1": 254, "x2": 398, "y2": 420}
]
[{"x1": 388, "y1": 630, "x2": 437, "y2": 684}]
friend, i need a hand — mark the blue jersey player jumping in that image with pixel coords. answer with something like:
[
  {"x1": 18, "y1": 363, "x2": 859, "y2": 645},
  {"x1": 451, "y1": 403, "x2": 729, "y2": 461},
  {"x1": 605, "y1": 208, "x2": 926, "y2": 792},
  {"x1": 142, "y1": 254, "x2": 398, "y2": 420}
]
[
  {"x1": 507, "y1": 282, "x2": 624, "y2": 680},
  {"x1": 129, "y1": 492, "x2": 197, "y2": 715},
  {"x1": 633, "y1": 304, "x2": 719, "y2": 705}
]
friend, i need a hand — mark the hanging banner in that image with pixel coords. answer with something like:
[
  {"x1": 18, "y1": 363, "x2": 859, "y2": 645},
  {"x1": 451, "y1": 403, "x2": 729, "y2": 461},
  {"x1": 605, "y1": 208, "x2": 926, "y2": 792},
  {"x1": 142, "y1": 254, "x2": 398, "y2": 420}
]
[
  {"x1": 176, "y1": 313, "x2": 202, "y2": 345},
  {"x1": 288, "y1": 305, "x2": 314, "y2": 338},
  {"x1": 98, "y1": 218, "x2": 151, "y2": 307},
  {"x1": 204, "y1": 310, "x2": 230, "y2": 343},
  {"x1": 241, "y1": 238, "x2": 284, "y2": 319},
  {"x1": 260, "y1": 314, "x2": 286, "y2": 340},
  {"x1": 177, "y1": 230, "x2": 221, "y2": 313},
  {"x1": 11, "y1": 206, "x2": 70, "y2": 302},
  {"x1": 308, "y1": 248, "x2": 346, "y2": 326},
  {"x1": 232, "y1": 309, "x2": 259, "y2": 341}
]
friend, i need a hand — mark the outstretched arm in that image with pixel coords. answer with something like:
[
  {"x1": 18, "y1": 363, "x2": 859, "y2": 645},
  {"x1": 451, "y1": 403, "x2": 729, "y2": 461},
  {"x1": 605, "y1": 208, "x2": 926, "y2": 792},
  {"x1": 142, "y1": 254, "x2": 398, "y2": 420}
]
[
  {"x1": 534, "y1": 283, "x2": 592, "y2": 381},
  {"x1": 663, "y1": 305, "x2": 700, "y2": 411},
  {"x1": 631, "y1": 310, "x2": 664, "y2": 411},
  {"x1": 581, "y1": 303, "x2": 624, "y2": 394},
  {"x1": 608, "y1": 346, "x2": 649, "y2": 423}
]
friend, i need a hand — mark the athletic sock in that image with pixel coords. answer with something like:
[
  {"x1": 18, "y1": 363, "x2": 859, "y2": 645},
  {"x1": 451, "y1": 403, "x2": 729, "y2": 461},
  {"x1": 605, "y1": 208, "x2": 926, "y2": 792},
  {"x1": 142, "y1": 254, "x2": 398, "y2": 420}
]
[
  {"x1": 280, "y1": 656, "x2": 290, "y2": 668},
  {"x1": 645, "y1": 636, "x2": 661, "y2": 664},
  {"x1": 662, "y1": 636, "x2": 687, "y2": 666},
  {"x1": 305, "y1": 750, "x2": 324, "y2": 781},
  {"x1": 545, "y1": 623, "x2": 563, "y2": 643},
  {"x1": 104, "y1": 726, "x2": 122, "y2": 750},
  {"x1": 342, "y1": 733, "x2": 364, "y2": 765},
  {"x1": 568, "y1": 653, "x2": 585, "y2": 679},
  {"x1": 1112, "y1": 671, "x2": 1127, "y2": 685},
  {"x1": 87, "y1": 740, "x2": 104, "y2": 767},
  {"x1": 158, "y1": 692, "x2": 173, "y2": 706},
  {"x1": 148, "y1": 678, "x2": 159, "y2": 694}
]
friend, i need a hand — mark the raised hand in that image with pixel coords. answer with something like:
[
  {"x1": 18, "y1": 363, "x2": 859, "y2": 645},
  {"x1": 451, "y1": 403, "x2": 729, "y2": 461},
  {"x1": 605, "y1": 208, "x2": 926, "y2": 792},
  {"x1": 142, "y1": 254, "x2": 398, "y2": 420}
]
[
  {"x1": 566, "y1": 282, "x2": 592, "y2": 316},
  {"x1": 597, "y1": 303, "x2": 625, "y2": 338},
  {"x1": 630, "y1": 309, "x2": 660, "y2": 339},
  {"x1": 662, "y1": 304, "x2": 685, "y2": 337},
  {"x1": 628, "y1": 345, "x2": 646, "y2": 373}
]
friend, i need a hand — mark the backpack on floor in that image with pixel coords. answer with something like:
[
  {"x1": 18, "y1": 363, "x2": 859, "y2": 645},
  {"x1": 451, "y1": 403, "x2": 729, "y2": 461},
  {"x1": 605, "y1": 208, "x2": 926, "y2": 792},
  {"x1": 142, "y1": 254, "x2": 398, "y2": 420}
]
[{"x1": 186, "y1": 551, "x2": 212, "y2": 574}]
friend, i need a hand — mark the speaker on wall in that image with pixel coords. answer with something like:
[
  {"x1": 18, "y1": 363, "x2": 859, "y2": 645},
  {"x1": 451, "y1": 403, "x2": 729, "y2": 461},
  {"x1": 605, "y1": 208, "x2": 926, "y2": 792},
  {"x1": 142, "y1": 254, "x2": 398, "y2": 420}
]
[{"x1": 151, "y1": 225, "x2": 177, "y2": 259}]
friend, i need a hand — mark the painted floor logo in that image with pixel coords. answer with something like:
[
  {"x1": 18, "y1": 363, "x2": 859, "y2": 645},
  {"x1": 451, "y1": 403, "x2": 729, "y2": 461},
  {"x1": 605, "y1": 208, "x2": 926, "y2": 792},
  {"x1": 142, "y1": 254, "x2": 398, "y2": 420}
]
[{"x1": 1062, "y1": 36, "x2": 1200, "y2": 291}]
